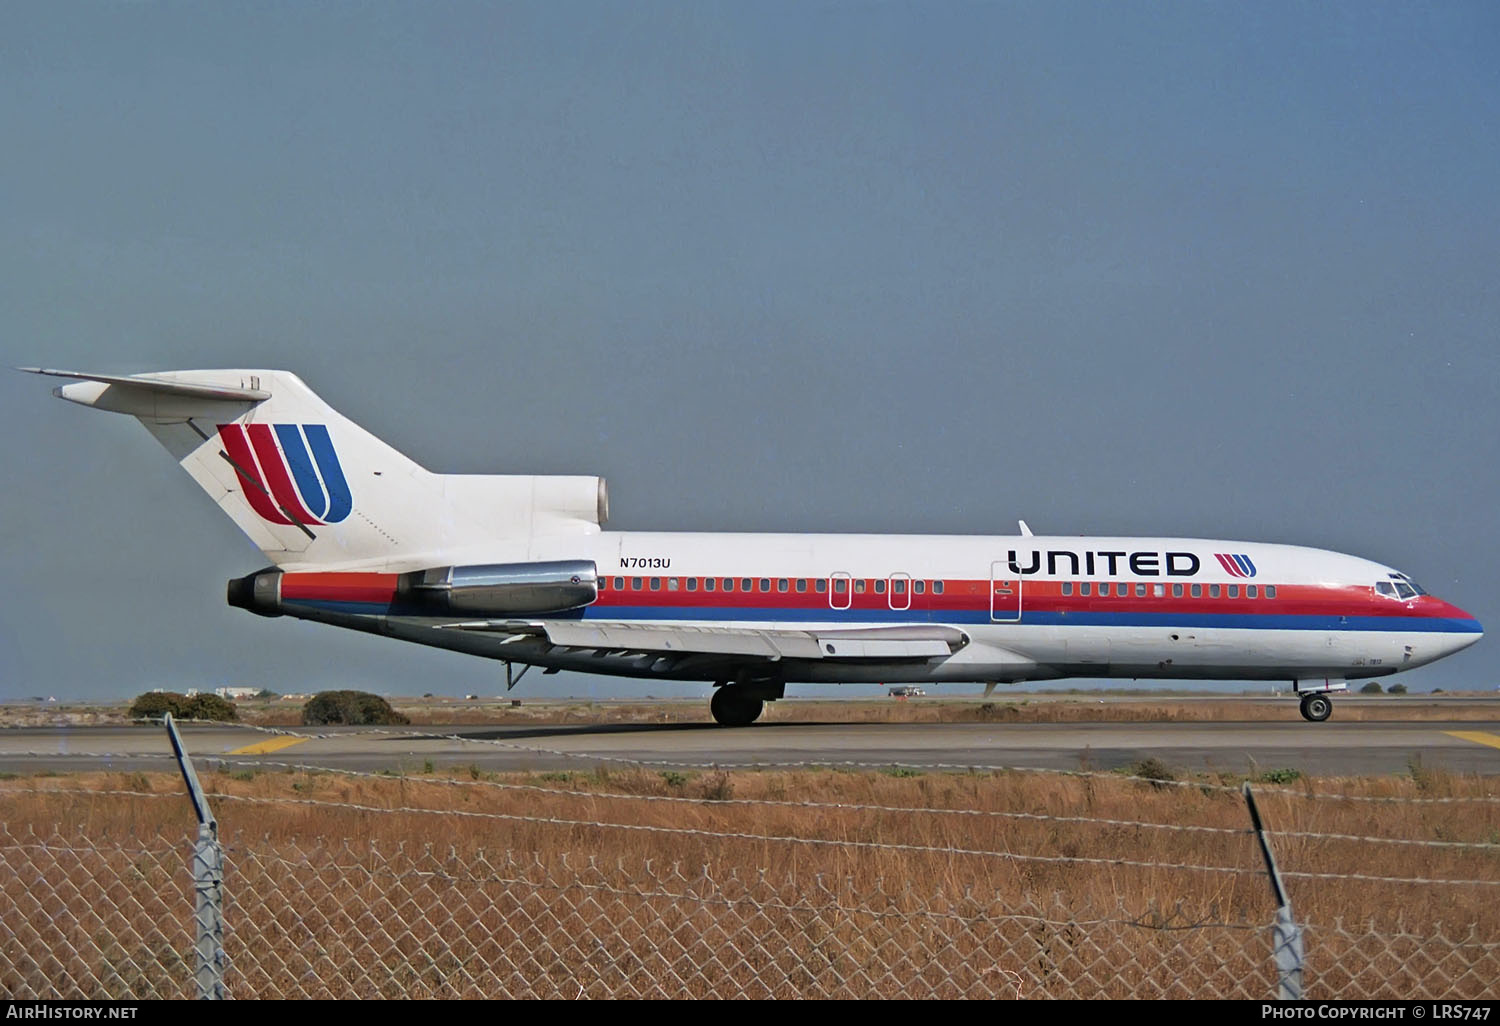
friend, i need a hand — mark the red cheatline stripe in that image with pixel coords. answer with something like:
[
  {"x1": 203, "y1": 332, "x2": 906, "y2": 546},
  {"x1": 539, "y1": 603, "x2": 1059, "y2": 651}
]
[
  {"x1": 282, "y1": 573, "x2": 400, "y2": 603},
  {"x1": 247, "y1": 424, "x2": 318, "y2": 524},
  {"x1": 217, "y1": 424, "x2": 291, "y2": 525}
]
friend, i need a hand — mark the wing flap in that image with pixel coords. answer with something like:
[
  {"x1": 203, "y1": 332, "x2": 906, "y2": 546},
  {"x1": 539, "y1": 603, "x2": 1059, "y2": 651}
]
[{"x1": 437, "y1": 620, "x2": 967, "y2": 661}]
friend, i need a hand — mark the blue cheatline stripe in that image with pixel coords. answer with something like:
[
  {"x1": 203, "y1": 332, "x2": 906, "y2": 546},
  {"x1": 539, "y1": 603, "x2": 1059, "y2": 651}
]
[
  {"x1": 287, "y1": 600, "x2": 394, "y2": 615},
  {"x1": 303, "y1": 425, "x2": 352, "y2": 524},
  {"x1": 279, "y1": 599, "x2": 1482, "y2": 635},
  {"x1": 275, "y1": 425, "x2": 328, "y2": 521}
]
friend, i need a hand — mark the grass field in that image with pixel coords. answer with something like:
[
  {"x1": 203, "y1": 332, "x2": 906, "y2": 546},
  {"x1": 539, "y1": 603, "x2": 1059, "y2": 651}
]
[
  {"x1": 4, "y1": 703, "x2": 1498, "y2": 996},
  {"x1": 3, "y1": 763, "x2": 1497, "y2": 940}
]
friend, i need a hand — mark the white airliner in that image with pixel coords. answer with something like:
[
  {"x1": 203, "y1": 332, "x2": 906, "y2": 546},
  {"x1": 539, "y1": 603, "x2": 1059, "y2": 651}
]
[{"x1": 27, "y1": 368, "x2": 1482, "y2": 725}]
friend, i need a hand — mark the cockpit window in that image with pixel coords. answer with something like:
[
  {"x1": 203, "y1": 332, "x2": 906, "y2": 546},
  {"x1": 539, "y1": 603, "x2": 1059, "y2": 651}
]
[
  {"x1": 1389, "y1": 572, "x2": 1428, "y2": 596},
  {"x1": 1378, "y1": 575, "x2": 1424, "y2": 600}
]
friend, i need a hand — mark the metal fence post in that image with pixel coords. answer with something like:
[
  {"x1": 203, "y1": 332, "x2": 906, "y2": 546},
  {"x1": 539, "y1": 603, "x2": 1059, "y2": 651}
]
[
  {"x1": 165, "y1": 713, "x2": 225, "y2": 999},
  {"x1": 1244, "y1": 782, "x2": 1304, "y2": 1000}
]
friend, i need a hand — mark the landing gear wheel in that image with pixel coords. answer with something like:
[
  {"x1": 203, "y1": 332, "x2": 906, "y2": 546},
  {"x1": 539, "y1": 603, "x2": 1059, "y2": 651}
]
[
  {"x1": 1299, "y1": 694, "x2": 1332, "y2": 722},
  {"x1": 710, "y1": 686, "x2": 764, "y2": 727}
]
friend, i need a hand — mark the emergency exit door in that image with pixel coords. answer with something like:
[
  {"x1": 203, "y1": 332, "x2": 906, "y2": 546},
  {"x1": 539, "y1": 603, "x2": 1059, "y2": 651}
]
[{"x1": 990, "y1": 563, "x2": 1023, "y2": 622}]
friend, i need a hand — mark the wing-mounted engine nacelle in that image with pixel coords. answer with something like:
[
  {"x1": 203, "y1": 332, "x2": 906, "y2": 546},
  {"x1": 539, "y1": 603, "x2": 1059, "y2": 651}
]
[{"x1": 401, "y1": 559, "x2": 599, "y2": 616}]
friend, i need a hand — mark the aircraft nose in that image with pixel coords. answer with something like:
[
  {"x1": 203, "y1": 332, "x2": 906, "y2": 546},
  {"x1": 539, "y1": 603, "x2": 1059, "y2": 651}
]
[{"x1": 1439, "y1": 600, "x2": 1482, "y2": 656}]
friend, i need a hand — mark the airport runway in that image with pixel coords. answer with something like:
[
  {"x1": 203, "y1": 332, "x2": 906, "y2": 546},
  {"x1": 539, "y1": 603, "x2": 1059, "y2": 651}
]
[{"x1": 2, "y1": 718, "x2": 1499, "y2": 776}]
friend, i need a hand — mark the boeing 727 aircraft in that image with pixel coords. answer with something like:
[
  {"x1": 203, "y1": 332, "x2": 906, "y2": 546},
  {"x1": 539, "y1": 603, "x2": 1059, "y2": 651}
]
[{"x1": 26, "y1": 367, "x2": 1482, "y2": 725}]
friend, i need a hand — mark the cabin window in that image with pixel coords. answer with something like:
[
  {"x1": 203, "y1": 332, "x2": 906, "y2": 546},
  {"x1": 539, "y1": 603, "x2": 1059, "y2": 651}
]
[
  {"x1": 855, "y1": 580, "x2": 867, "y2": 594},
  {"x1": 1227, "y1": 584, "x2": 1238, "y2": 598},
  {"x1": 1191, "y1": 584, "x2": 1201, "y2": 598},
  {"x1": 686, "y1": 578, "x2": 697, "y2": 592},
  {"x1": 632, "y1": 577, "x2": 643, "y2": 591},
  {"x1": 1246, "y1": 584, "x2": 1256, "y2": 598},
  {"x1": 796, "y1": 579, "x2": 807, "y2": 593},
  {"x1": 1172, "y1": 583, "x2": 1183, "y2": 598},
  {"x1": 1376, "y1": 581, "x2": 1396, "y2": 597},
  {"x1": 1079, "y1": 582, "x2": 1091, "y2": 596},
  {"x1": 742, "y1": 578, "x2": 753, "y2": 592},
  {"x1": 777, "y1": 578, "x2": 788, "y2": 592},
  {"x1": 722, "y1": 578, "x2": 735, "y2": 592},
  {"x1": 933, "y1": 581, "x2": 944, "y2": 595},
  {"x1": 650, "y1": 578, "x2": 661, "y2": 591},
  {"x1": 816, "y1": 579, "x2": 827, "y2": 593},
  {"x1": 1135, "y1": 583, "x2": 1147, "y2": 597},
  {"x1": 613, "y1": 577, "x2": 624, "y2": 590},
  {"x1": 1153, "y1": 583, "x2": 1165, "y2": 597},
  {"x1": 759, "y1": 579, "x2": 771, "y2": 592},
  {"x1": 874, "y1": 580, "x2": 886, "y2": 594},
  {"x1": 1209, "y1": 584, "x2": 1220, "y2": 598},
  {"x1": 705, "y1": 578, "x2": 716, "y2": 592},
  {"x1": 1266, "y1": 586, "x2": 1277, "y2": 598},
  {"x1": 1061, "y1": 582, "x2": 1073, "y2": 596},
  {"x1": 914, "y1": 580, "x2": 926, "y2": 594},
  {"x1": 667, "y1": 578, "x2": 679, "y2": 591},
  {"x1": 892, "y1": 579, "x2": 906, "y2": 594},
  {"x1": 1116, "y1": 583, "x2": 1129, "y2": 597}
]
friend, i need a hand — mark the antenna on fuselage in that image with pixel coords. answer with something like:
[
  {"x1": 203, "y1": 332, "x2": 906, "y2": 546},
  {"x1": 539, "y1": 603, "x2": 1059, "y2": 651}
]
[{"x1": 1018, "y1": 520, "x2": 1033, "y2": 537}]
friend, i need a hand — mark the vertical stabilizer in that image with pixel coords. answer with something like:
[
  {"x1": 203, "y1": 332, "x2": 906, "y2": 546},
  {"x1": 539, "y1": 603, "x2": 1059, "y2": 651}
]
[{"x1": 27, "y1": 368, "x2": 605, "y2": 571}]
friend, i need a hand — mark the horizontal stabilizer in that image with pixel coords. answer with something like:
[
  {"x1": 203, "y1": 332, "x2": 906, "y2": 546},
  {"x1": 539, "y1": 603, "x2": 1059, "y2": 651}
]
[{"x1": 20, "y1": 367, "x2": 272, "y2": 402}]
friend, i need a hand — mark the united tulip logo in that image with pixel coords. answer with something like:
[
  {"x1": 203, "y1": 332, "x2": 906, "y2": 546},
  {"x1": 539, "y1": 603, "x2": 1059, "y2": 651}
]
[
  {"x1": 1214, "y1": 553, "x2": 1257, "y2": 578},
  {"x1": 217, "y1": 423, "x2": 352, "y2": 525}
]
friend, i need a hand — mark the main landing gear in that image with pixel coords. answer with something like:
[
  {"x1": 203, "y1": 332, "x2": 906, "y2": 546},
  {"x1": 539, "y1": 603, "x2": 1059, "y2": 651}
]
[
  {"x1": 1299, "y1": 694, "x2": 1333, "y2": 722},
  {"x1": 709, "y1": 678, "x2": 785, "y2": 726}
]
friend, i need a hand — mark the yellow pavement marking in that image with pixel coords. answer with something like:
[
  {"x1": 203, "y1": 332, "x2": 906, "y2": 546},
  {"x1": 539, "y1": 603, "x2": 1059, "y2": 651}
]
[
  {"x1": 227, "y1": 736, "x2": 310, "y2": 756},
  {"x1": 1445, "y1": 731, "x2": 1500, "y2": 751}
]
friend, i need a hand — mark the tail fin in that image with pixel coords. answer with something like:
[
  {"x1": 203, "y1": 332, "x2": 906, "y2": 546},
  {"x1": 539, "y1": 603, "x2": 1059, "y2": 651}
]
[{"x1": 26, "y1": 368, "x2": 606, "y2": 571}]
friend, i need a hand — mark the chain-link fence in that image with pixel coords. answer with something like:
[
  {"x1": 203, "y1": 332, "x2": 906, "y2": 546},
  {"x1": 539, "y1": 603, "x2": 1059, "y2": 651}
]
[
  {"x1": 3, "y1": 714, "x2": 1499, "y2": 1000},
  {"x1": 3, "y1": 822, "x2": 1498, "y2": 1000}
]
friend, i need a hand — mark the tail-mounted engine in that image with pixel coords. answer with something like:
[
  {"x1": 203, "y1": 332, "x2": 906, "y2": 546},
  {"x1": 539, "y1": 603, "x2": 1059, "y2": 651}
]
[
  {"x1": 228, "y1": 559, "x2": 598, "y2": 618},
  {"x1": 400, "y1": 560, "x2": 598, "y2": 616}
]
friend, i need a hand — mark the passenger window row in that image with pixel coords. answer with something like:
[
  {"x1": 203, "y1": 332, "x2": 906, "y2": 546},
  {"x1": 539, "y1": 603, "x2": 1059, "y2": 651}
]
[
  {"x1": 1059, "y1": 582, "x2": 1278, "y2": 599},
  {"x1": 600, "y1": 577, "x2": 949, "y2": 595},
  {"x1": 599, "y1": 576, "x2": 1282, "y2": 599}
]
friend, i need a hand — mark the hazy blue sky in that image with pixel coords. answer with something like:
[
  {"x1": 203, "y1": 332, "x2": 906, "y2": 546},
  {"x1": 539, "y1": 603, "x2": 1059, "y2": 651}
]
[{"x1": 2, "y1": 2, "x2": 1496, "y2": 701}]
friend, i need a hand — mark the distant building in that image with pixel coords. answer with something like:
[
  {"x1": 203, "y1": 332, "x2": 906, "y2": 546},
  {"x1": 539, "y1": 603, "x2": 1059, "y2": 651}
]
[{"x1": 216, "y1": 686, "x2": 262, "y2": 700}]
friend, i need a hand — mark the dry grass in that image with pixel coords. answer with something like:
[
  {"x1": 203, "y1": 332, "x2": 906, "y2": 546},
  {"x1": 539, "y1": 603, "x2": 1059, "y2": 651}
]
[
  {"x1": 4, "y1": 765, "x2": 1497, "y2": 997},
  {"x1": 3, "y1": 763, "x2": 1497, "y2": 929}
]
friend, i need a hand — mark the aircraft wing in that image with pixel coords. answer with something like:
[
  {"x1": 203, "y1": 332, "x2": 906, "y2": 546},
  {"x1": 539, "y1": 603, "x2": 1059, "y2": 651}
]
[{"x1": 436, "y1": 620, "x2": 969, "y2": 661}]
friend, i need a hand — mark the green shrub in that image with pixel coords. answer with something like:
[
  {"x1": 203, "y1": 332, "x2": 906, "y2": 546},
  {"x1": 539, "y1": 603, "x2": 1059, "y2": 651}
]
[
  {"x1": 1258, "y1": 768, "x2": 1303, "y2": 784},
  {"x1": 301, "y1": 690, "x2": 410, "y2": 726},
  {"x1": 1360, "y1": 681, "x2": 1383, "y2": 694},
  {"x1": 1127, "y1": 757, "x2": 1176, "y2": 783},
  {"x1": 129, "y1": 692, "x2": 188, "y2": 720},
  {"x1": 184, "y1": 693, "x2": 238, "y2": 722},
  {"x1": 1388, "y1": 683, "x2": 1407, "y2": 695},
  {"x1": 130, "y1": 691, "x2": 238, "y2": 721}
]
